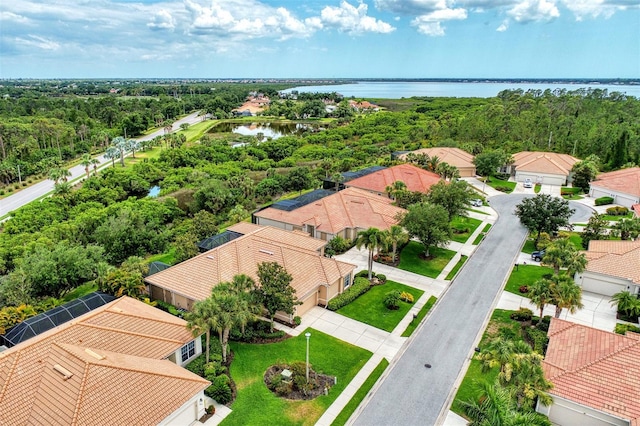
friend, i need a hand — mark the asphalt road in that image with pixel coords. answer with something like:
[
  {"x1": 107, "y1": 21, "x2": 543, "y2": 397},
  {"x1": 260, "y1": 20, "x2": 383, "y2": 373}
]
[
  {"x1": 0, "y1": 112, "x2": 203, "y2": 218},
  {"x1": 353, "y1": 194, "x2": 532, "y2": 426}
]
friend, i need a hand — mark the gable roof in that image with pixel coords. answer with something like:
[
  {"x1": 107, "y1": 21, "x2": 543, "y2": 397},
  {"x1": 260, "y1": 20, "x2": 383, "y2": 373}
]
[
  {"x1": 345, "y1": 163, "x2": 441, "y2": 194},
  {"x1": 0, "y1": 297, "x2": 208, "y2": 426},
  {"x1": 512, "y1": 151, "x2": 579, "y2": 176},
  {"x1": 584, "y1": 239, "x2": 640, "y2": 285},
  {"x1": 145, "y1": 224, "x2": 356, "y2": 302},
  {"x1": 254, "y1": 187, "x2": 404, "y2": 235},
  {"x1": 399, "y1": 147, "x2": 475, "y2": 169},
  {"x1": 591, "y1": 167, "x2": 640, "y2": 198},
  {"x1": 543, "y1": 318, "x2": 640, "y2": 425}
]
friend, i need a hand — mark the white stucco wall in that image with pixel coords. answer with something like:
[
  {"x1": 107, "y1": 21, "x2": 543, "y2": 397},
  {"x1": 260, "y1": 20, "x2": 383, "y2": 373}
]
[
  {"x1": 515, "y1": 171, "x2": 567, "y2": 186},
  {"x1": 171, "y1": 337, "x2": 203, "y2": 367},
  {"x1": 589, "y1": 185, "x2": 640, "y2": 209},
  {"x1": 159, "y1": 390, "x2": 206, "y2": 426},
  {"x1": 538, "y1": 395, "x2": 630, "y2": 426},
  {"x1": 576, "y1": 271, "x2": 639, "y2": 297}
]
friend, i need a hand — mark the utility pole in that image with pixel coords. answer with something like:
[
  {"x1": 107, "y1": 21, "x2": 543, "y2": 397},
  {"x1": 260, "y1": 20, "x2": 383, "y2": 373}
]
[{"x1": 17, "y1": 164, "x2": 21, "y2": 184}]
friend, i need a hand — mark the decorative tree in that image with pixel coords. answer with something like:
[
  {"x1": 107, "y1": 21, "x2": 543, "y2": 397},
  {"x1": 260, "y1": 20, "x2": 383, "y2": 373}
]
[
  {"x1": 515, "y1": 194, "x2": 574, "y2": 245},
  {"x1": 256, "y1": 262, "x2": 298, "y2": 332}
]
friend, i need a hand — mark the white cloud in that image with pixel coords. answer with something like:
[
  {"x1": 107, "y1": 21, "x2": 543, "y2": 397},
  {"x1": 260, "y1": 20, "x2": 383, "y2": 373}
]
[
  {"x1": 0, "y1": 11, "x2": 31, "y2": 24},
  {"x1": 374, "y1": 0, "x2": 450, "y2": 14},
  {"x1": 557, "y1": 0, "x2": 634, "y2": 20},
  {"x1": 497, "y1": 19, "x2": 509, "y2": 30},
  {"x1": 507, "y1": 0, "x2": 560, "y2": 22},
  {"x1": 147, "y1": 9, "x2": 176, "y2": 31},
  {"x1": 411, "y1": 7, "x2": 467, "y2": 35},
  {"x1": 320, "y1": 1, "x2": 395, "y2": 34},
  {"x1": 16, "y1": 35, "x2": 60, "y2": 50}
]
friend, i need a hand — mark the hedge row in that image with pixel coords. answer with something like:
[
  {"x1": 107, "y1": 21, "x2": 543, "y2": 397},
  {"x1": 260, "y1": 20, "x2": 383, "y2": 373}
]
[
  {"x1": 327, "y1": 277, "x2": 371, "y2": 311},
  {"x1": 606, "y1": 206, "x2": 629, "y2": 216},
  {"x1": 595, "y1": 196, "x2": 614, "y2": 206}
]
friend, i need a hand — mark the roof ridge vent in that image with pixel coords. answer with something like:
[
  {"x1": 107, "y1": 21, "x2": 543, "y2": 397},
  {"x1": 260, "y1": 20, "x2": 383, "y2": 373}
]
[
  {"x1": 84, "y1": 348, "x2": 106, "y2": 360},
  {"x1": 206, "y1": 255, "x2": 215, "y2": 259},
  {"x1": 259, "y1": 249, "x2": 274, "y2": 255},
  {"x1": 53, "y1": 364, "x2": 74, "y2": 380}
]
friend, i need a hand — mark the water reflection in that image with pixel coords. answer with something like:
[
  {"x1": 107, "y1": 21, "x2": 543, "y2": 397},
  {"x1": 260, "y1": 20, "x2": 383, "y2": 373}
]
[{"x1": 210, "y1": 122, "x2": 318, "y2": 140}]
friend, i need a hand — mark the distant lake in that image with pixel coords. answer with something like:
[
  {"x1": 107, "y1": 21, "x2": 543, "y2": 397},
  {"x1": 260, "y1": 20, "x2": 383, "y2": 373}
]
[
  {"x1": 283, "y1": 81, "x2": 640, "y2": 99},
  {"x1": 210, "y1": 122, "x2": 319, "y2": 140}
]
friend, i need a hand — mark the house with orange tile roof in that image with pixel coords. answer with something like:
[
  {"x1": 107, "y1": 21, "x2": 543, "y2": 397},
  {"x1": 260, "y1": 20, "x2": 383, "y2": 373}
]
[
  {"x1": 575, "y1": 239, "x2": 640, "y2": 297},
  {"x1": 537, "y1": 318, "x2": 640, "y2": 426},
  {"x1": 0, "y1": 296, "x2": 210, "y2": 426},
  {"x1": 397, "y1": 147, "x2": 476, "y2": 177},
  {"x1": 508, "y1": 151, "x2": 580, "y2": 186},
  {"x1": 589, "y1": 167, "x2": 640, "y2": 209},
  {"x1": 253, "y1": 187, "x2": 405, "y2": 242},
  {"x1": 345, "y1": 163, "x2": 441, "y2": 196},
  {"x1": 145, "y1": 224, "x2": 356, "y2": 317}
]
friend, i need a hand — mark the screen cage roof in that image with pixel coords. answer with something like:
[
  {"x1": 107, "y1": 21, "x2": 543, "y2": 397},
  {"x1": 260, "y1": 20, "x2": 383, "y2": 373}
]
[{"x1": 2, "y1": 291, "x2": 116, "y2": 348}]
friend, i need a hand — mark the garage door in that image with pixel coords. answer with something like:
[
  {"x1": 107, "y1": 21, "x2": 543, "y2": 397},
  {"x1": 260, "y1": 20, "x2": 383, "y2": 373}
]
[
  {"x1": 580, "y1": 276, "x2": 626, "y2": 297},
  {"x1": 547, "y1": 400, "x2": 628, "y2": 426}
]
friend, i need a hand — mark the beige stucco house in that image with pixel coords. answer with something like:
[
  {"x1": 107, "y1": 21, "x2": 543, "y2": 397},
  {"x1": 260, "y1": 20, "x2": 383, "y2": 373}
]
[
  {"x1": 538, "y1": 318, "x2": 640, "y2": 426},
  {"x1": 589, "y1": 167, "x2": 640, "y2": 209},
  {"x1": 0, "y1": 296, "x2": 209, "y2": 426},
  {"x1": 508, "y1": 151, "x2": 580, "y2": 186},
  {"x1": 398, "y1": 147, "x2": 476, "y2": 177},
  {"x1": 575, "y1": 239, "x2": 640, "y2": 297},
  {"x1": 145, "y1": 223, "x2": 356, "y2": 318}
]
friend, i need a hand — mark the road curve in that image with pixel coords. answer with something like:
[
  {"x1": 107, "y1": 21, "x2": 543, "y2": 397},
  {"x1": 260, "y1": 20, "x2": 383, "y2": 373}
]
[
  {"x1": 352, "y1": 194, "x2": 530, "y2": 426},
  {"x1": 0, "y1": 112, "x2": 203, "y2": 218}
]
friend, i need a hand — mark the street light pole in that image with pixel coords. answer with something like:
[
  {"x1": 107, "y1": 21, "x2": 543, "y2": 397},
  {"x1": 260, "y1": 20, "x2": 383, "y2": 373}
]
[{"x1": 305, "y1": 332, "x2": 311, "y2": 383}]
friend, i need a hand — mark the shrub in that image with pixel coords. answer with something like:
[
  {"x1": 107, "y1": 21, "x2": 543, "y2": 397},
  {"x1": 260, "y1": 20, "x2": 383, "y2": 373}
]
[
  {"x1": 355, "y1": 270, "x2": 370, "y2": 279},
  {"x1": 522, "y1": 325, "x2": 549, "y2": 354},
  {"x1": 327, "y1": 277, "x2": 371, "y2": 310},
  {"x1": 536, "y1": 315, "x2": 552, "y2": 332},
  {"x1": 605, "y1": 206, "x2": 629, "y2": 216},
  {"x1": 376, "y1": 274, "x2": 386, "y2": 283},
  {"x1": 595, "y1": 196, "x2": 614, "y2": 206},
  {"x1": 230, "y1": 318, "x2": 285, "y2": 342},
  {"x1": 615, "y1": 323, "x2": 640, "y2": 335},
  {"x1": 293, "y1": 316, "x2": 301, "y2": 326},
  {"x1": 205, "y1": 405, "x2": 215, "y2": 415},
  {"x1": 325, "y1": 236, "x2": 352, "y2": 256},
  {"x1": 400, "y1": 291, "x2": 414, "y2": 303},
  {"x1": 205, "y1": 375, "x2": 233, "y2": 404},
  {"x1": 518, "y1": 285, "x2": 529, "y2": 294},
  {"x1": 510, "y1": 308, "x2": 533, "y2": 322},
  {"x1": 384, "y1": 290, "x2": 401, "y2": 310},
  {"x1": 7, "y1": 188, "x2": 13, "y2": 193},
  {"x1": 0, "y1": 189, "x2": 4, "y2": 195},
  {"x1": 495, "y1": 186, "x2": 512, "y2": 193}
]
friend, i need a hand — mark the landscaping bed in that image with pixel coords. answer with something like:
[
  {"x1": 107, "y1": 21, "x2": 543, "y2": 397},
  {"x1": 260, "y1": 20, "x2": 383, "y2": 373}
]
[{"x1": 450, "y1": 216, "x2": 482, "y2": 243}]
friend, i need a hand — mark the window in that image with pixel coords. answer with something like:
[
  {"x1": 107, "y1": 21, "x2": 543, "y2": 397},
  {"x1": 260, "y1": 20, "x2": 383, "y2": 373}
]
[
  {"x1": 344, "y1": 274, "x2": 351, "y2": 289},
  {"x1": 180, "y1": 340, "x2": 195, "y2": 363}
]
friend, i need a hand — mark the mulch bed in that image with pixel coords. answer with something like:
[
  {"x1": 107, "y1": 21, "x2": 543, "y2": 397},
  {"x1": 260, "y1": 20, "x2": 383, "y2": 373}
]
[{"x1": 264, "y1": 364, "x2": 335, "y2": 400}]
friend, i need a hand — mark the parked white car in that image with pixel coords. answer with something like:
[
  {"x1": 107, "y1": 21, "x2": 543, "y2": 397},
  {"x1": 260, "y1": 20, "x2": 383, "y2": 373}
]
[{"x1": 523, "y1": 178, "x2": 533, "y2": 188}]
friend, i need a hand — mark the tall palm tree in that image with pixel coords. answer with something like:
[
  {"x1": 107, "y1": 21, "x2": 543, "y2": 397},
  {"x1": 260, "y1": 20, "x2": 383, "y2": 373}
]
[
  {"x1": 457, "y1": 381, "x2": 551, "y2": 426},
  {"x1": 549, "y1": 273, "x2": 583, "y2": 318},
  {"x1": 383, "y1": 225, "x2": 409, "y2": 263},
  {"x1": 209, "y1": 283, "x2": 255, "y2": 363},
  {"x1": 104, "y1": 146, "x2": 120, "y2": 167},
  {"x1": 186, "y1": 298, "x2": 217, "y2": 363},
  {"x1": 610, "y1": 290, "x2": 640, "y2": 319},
  {"x1": 479, "y1": 338, "x2": 534, "y2": 384},
  {"x1": 542, "y1": 238, "x2": 586, "y2": 276},
  {"x1": 90, "y1": 157, "x2": 100, "y2": 176},
  {"x1": 80, "y1": 153, "x2": 92, "y2": 179},
  {"x1": 528, "y1": 278, "x2": 554, "y2": 320},
  {"x1": 355, "y1": 227, "x2": 383, "y2": 280},
  {"x1": 612, "y1": 217, "x2": 640, "y2": 241}
]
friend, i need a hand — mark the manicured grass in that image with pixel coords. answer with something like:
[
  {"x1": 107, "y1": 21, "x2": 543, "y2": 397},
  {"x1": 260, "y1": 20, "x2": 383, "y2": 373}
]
[
  {"x1": 147, "y1": 248, "x2": 177, "y2": 265},
  {"x1": 472, "y1": 224, "x2": 492, "y2": 245},
  {"x1": 401, "y1": 296, "x2": 437, "y2": 337},
  {"x1": 563, "y1": 194, "x2": 584, "y2": 200},
  {"x1": 178, "y1": 119, "x2": 219, "y2": 142},
  {"x1": 565, "y1": 232, "x2": 583, "y2": 250},
  {"x1": 62, "y1": 282, "x2": 98, "y2": 302},
  {"x1": 486, "y1": 177, "x2": 516, "y2": 193},
  {"x1": 601, "y1": 212, "x2": 633, "y2": 221},
  {"x1": 337, "y1": 280, "x2": 424, "y2": 332},
  {"x1": 451, "y1": 309, "x2": 520, "y2": 416},
  {"x1": 224, "y1": 328, "x2": 372, "y2": 426},
  {"x1": 450, "y1": 216, "x2": 482, "y2": 243},
  {"x1": 445, "y1": 255, "x2": 468, "y2": 280},
  {"x1": 534, "y1": 184, "x2": 541, "y2": 193},
  {"x1": 522, "y1": 238, "x2": 537, "y2": 254},
  {"x1": 330, "y1": 358, "x2": 390, "y2": 426},
  {"x1": 398, "y1": 241, "x2": 457, "y2": 278},
  {"x1": 468, "y1": 208, "x2": 489, "y2": 215},
  {"x1": 504, "y1": 265, "x2": 554, "y2": 296}
]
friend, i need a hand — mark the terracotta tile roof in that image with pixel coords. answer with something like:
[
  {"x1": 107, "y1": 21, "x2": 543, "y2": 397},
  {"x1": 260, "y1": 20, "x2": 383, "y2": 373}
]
[
  {"x1": 584, "y1": 239, "x2": 640, "y2": 285},
  {"x1": 345, "y1": 163, "x2": 441, "y2": 194},
  {"x1": 254, "y1": 187, "x2": 404, "y2": 235},
  {"x1": 145, "y1": 225, "x2": 356, "y2": 302},
  {"x1": 399, "y1": 147, "x2": 475, "y2": 169},
  {"x1": 512, "y1": 151, "x2": 579, "y2": 176},
  {"x1": 543, "y1": 318, "x2": 640, "y2": 425},
  {"x1": 227, "y1": 222, "x2": 327, "y2": 253},
  {"x1": 591, "y1": 167, "x2": 640, "y2": 197},
  {"x1": 0, "y1": 297, "x2": 207, "y2": 426}
]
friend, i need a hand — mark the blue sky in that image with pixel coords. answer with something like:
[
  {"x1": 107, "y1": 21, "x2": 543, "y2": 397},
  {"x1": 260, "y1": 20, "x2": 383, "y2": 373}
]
[{"x1": 0, "y1": 0, "x2": 638, "y2": 79}]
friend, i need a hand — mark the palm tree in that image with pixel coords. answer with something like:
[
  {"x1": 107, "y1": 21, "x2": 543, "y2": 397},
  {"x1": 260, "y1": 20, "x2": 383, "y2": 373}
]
[
  {"x1": 209, "y1": 283, "x2": 255, "y2": 363},
  {"x1": 383, "y1": 225, "x2": 409, "y2": 264},
  {"x1": 528, "y1": 278, "x2": 554, "y2": 320},
  {"x1": 80, "y1": 153, "x2": 92, "y2": 179},
  {"x1": 479, "y1": 338, "x2": 534, "y2": 384},
  {"x1": 542, "y1": 238, "x2": 586, "y2": 275},
  {"x1": 104, "y1": 146, "x2": 120, "y2": 167},
  {"x1": 425, "y1": 155, "x2": 441, "y2": 172},
  {"x1": 355, "y1": 227, "x2": 383, "y2": 280},
  {"x1": 457, "y1": 381, "x2": 551, "y2": 426},
  {"x1": 186, "y1": 298, "x2": 217, "y2": 363},
  {"x1": 228, "y1": 204, "x2": 249, "y2": 224},
  {"x1": 549, "y1": 273, "x2": 583, "y2": 318},
  {"x1": 48, "y1": 167, "x2": 71, "y2": 184},
  {"x1": 52, "y1": 181, "x2": 72, "y2": 197},
  {"x1": 610, "y1": 290, "x2": 640, "y2": 319},
  {"x1": 385, "y1": 180, "x2": 407, "y2": 199},
  {"x1": 612, "y1": 217, "x2": 640, "y2": 241},
  {"x1": 90, "y1": 157, "x2": 100, "y2": 176}
]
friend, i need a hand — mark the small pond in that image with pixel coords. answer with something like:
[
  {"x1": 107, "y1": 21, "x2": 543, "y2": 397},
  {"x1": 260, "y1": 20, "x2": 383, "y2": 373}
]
[{"x1": 209, "y1": 122, "x2": 320, "y2": 140}]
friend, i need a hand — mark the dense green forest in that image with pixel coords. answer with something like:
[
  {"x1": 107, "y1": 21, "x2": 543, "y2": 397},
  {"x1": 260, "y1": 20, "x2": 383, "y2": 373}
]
[{"x1": 0, "y1": 82, "x2": 638, "y2": 328}]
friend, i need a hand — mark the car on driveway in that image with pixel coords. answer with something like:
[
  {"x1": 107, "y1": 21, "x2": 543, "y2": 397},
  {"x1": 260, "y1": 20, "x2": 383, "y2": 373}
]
[
  {"x1": 470, "y1": 199, "x2": 483, "y2": 207},
  {"x1": 531, "y1": 250, "x2": 545, "y2": 261},
  {"x1": 523, "y1": 178, "x2": 533, "y2": 188}
]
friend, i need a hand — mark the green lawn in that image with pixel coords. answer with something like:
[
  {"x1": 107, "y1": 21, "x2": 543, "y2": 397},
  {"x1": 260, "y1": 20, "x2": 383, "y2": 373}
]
[
  {"x1": 472, "y1": 224, "x2": 492, "y2": 245},
  {"x1": 601, "y1": 212, "x2": 634, "y2": 221},
  {"x1": 522, "y1": 239, "x2": 537, "y2": 253},
  {"x1": 468, "y1": 208, "x2": 489, "y2": 215},
  {"x1": 401, "y1": 296, "x2": 437, "y2": 337},
  {"x1": 398, "y1": 241, "x2": 456, "y2": 278},
  {"x1": 450, "y1": 216, "x2": 482, "y2": 243},
  {"x1": 330, "y1": 358, "x2": 389, "y2": 426},
  {"x1": 62, "y1": 282, "x2": 98, "y2": 302},
  {"x1": 504, "y1": 265, "x2": 554, "y2": 296},
  {"x1": 534, "y1": 184, "x2": 541, "y2": 193},
  {"x1": 451, "y1": 309, "x2": 519, "y2": 416},
  {"x1": 224, "y1": 328, "x2": 372, "y2": 426},
  {"x1": 337, "y1": 280, "x2": 424, "y2": 332},
  {"x1": 147, "y1": 248, "x2": 177, "y2": 266},
  {"x1": 445, "y1": 255, "x2": 468, "y2": 280},
  {"x1": 486, "y1": 177, "x2": 516, "y2": 193}
]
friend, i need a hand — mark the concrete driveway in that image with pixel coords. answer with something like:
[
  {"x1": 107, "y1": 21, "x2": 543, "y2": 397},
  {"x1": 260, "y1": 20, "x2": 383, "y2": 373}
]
[{"x1": 353, "y1": 194, "x2": 530, "y2": 426}]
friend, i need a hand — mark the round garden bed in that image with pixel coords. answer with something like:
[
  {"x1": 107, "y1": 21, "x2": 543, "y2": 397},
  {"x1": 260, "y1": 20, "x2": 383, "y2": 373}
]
[{"x1": 264, "y1": 362, "x2": 334, "y2": 400}]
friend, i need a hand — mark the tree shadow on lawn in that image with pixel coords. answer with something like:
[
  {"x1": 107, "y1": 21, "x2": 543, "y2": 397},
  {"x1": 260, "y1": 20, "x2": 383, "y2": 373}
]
[{"x1": 397, "y1": 241, "x2": 456, "y2": 278}]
